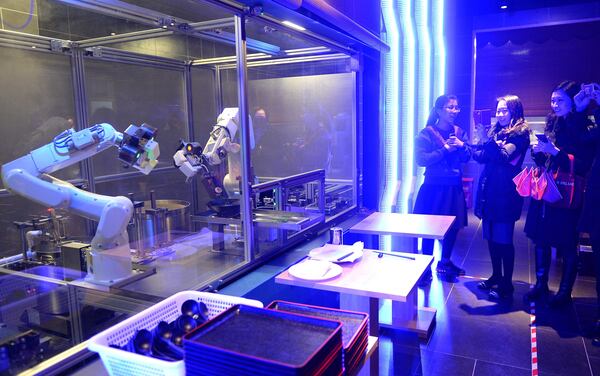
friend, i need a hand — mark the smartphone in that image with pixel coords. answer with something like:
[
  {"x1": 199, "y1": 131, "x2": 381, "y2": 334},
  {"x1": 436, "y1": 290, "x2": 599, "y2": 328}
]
[
  {"x1": 473, "y1": 109, "x2": 492, "y2": 126},
  {"x1": 583, "y1": 83, "x2": 600, "y2": 96},
  {"x1": 535, "y1": 134, "x2": 549, "y2": 143}
]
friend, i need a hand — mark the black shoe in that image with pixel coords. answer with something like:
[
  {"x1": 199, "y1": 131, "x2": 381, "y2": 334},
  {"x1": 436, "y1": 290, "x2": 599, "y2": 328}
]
[
  {"x1": 477, "y1": 276, "x2": 500, "y2": 290},
  {"x1": 489, "y1": 284, "x2": 514, "y2": 300},
  {"x1": 548, "y1": 291, "x2": 572, "y2": 308},
  {"x1": 436, "y1": 260, "x2": 465, "y2": 276},
  {"x1": 593, "y1": 337, "x2": 600, "y2": 347},
  {"x1": 523, "y1": 283, "x2": 549, "y2": 302}
]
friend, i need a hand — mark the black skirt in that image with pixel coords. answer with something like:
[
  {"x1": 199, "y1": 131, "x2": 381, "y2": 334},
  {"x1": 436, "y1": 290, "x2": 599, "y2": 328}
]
[{"x1": 413, "y1": 183, "x2": 468, "y2": 229}]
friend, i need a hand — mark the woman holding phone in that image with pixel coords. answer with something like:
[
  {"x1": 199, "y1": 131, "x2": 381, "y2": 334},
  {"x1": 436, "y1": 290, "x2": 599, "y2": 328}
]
[
  {"x1": 414, "y1": 94, "x2": 470, "y2": 279},
  {"x1": 524, "y1": 81, "x2": 595, "y2": 307},
  {"x1": 472, "y1": 95, "x2": 530, "y2": 299}
]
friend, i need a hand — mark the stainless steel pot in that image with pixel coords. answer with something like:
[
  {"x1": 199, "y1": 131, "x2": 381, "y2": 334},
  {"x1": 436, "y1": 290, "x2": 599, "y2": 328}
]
[{"x1": 130, "y1": 199, "x2": 191, "y2": 251}]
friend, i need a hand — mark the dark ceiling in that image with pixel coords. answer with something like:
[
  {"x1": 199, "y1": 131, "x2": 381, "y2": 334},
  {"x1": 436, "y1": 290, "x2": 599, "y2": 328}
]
[{"x1": 473, "y1": 0, "x2": 600, "y2": 15}]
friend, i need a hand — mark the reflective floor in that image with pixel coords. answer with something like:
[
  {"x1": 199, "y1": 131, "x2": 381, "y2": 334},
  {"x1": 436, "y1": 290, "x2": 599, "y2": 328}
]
[{"x1": 222, "y1": 211, "x2": 600, "y2": 376}]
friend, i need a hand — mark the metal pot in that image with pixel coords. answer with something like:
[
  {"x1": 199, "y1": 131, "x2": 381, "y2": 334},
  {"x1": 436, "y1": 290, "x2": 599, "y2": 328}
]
[{"x1": 130, "y1": 199, "x2": 191, "y2": 251}]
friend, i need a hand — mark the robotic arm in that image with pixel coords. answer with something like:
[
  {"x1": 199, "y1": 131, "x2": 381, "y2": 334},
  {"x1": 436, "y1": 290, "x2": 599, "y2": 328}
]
[
  {"x1": 1, "y1": 123, "x2": 159, "y2": 284},
  {"x1": 173, "y1": 108, "x2": 243, "y2": 198}
]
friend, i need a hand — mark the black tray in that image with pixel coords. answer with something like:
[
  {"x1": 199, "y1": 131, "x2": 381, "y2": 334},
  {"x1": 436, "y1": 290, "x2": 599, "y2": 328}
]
[
  {"x1": 266, "y1": 300, "x2": 369, "y2": 350},
  {"x1": 183, "y1": 304, "x2": 342, "y2": 374}
]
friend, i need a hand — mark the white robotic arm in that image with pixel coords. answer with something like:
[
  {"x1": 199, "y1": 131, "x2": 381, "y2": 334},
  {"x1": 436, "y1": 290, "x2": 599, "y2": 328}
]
[
  {"x1": 1, "y1": 123, "x2": 159, "y2": 284},
  {"x1": 173, "y1": 108, "x2": 244, "y2": 197}
]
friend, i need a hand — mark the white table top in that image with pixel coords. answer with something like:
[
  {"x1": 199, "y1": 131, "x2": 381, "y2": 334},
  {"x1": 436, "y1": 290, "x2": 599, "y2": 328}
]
[
  {"x1": 275, "y1": 249, "x2": 434, "y2": 302},
  {"x1": 349, "y1": 212, "x2": 456, "y2": 240}
]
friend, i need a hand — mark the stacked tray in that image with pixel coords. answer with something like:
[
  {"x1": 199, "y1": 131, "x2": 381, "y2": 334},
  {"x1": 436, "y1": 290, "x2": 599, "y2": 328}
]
[
  {"x1": 267, "y1": 301, "x2": 369, "y2": 375},
  {"x1": 183, "y1": 304, "x2": 343, "y2": 376}
]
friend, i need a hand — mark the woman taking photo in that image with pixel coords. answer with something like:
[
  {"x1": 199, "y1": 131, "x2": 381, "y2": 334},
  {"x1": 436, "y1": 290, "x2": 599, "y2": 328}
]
[
  {"x1": 524, "y1": 81, "x2": 595, "y2": 307},
  {"x1": 414, "y1": 94, "x2": 470, "y2": 278},
  {"x1": 472, "y1": 95, "x2": 530, "y2": 299}
]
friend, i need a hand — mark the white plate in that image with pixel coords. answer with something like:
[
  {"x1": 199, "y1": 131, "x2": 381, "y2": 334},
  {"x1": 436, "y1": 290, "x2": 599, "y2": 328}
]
[
  {"x1": 308, "y1": 243, "x2": 364, "y2": 263},
  {"x1": 288, "y1": 259, "x2": 343, "y2": 281}
]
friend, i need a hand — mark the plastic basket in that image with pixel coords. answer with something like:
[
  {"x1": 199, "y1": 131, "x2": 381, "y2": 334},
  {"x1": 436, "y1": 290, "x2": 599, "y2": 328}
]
[{"x1": 88, "y1": 291, "x2": 263, "y2": 376}]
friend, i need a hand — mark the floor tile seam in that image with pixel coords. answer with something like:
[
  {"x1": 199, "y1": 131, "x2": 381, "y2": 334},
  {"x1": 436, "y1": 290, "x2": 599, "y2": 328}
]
[
  {"x1": 441, "y1": 310, "x2": 533, "y2": 328},
  {"x1": 456, "y1": 217, "x2": 483, "y2": 270},
  {"x1": 446, "y1": 220, "x2": 483, "y2": 306},
  {"x1": 573, "y1": 298, "x2": 594, "y2": 376},
  {"x1": 581, "y1": 336, "x2": 594, "y2": 376},
  {"x1": 473, "y1": 359, "x2": 532, "y2": 372}
]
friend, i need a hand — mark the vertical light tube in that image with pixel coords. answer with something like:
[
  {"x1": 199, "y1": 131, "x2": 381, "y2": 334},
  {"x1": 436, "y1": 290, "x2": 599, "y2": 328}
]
[
  {"x1": 432, "y1": 0, "x2": 446, "y2": 98},
  {"x1": 380, "y1": 0, "x2": 400, "y2": 251},
  {"x1": 398, "y1": 0, "x2": 416, "y2": 215},
  {"x1": 414, "y1": 0, "x2": 432, "y2": 193}
]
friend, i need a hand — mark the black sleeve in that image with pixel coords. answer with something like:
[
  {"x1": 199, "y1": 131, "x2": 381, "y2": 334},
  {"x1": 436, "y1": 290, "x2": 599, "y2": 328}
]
[{"x1": 415, "y1": 131, "x2": 448, "y2": 167}]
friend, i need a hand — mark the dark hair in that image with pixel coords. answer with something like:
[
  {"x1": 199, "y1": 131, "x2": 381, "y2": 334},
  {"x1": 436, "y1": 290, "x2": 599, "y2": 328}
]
[
  {"x1": 492, "y1": 94, "x2": 529, "y2": 136},
  {"x1": 426, "y1": 94, "x2": 458, "y2": 126},
  {"x1": 553, "y1": 80, "x2": 580, "y2": 111},
  {"x1": 546, "y1": 80, "x2": 581, "y2": 132}
]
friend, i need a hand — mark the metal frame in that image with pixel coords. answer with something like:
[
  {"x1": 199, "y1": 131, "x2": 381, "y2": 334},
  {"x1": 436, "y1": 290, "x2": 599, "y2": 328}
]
[
  {"x1": 234, "y1": 14, "x2": 254, "y2": 263},
  {"x1": 0, "y1": 0, "x2": 362, "y2": 316}
]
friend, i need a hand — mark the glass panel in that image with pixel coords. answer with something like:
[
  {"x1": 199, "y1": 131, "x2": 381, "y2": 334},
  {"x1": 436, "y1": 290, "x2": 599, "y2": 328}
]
[
  {"x1": 0, "y1": 268, "x2": 77, "y2": 373},
  {"x1": 0, "y1": 47, "x2": 79, "y2": 189},
  {"x1": 84, "y1": 59, "x2": 188, "y2": 176},
  {"x1": 34, "y1": 0, "x2": 237, "y2": 60},
  {"x1": 221, "y1": 64, "x2": 357, "y2": 224}
]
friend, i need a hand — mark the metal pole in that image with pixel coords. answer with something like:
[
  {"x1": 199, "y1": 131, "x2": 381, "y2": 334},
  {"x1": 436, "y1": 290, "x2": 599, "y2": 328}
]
[
  {"x1": 70, "y1": 49, "x2": 96, "y2": 237},
  {"x1": 184, "y1": 64, "x2": 200, "y2": 215},
  {"x1": 234, "y1": 14, "x2": 254, "y2": 260}
]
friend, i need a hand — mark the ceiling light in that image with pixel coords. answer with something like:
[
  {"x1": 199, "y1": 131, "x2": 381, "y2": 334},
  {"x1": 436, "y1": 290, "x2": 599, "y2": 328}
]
[{"x1": 282, "y1": 20, "x2": 306, "y2": 31}]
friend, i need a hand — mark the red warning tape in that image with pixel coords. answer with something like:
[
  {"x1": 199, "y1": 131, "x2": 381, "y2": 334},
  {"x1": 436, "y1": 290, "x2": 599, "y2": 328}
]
[{"x1": 530, "y1": 301, "x2": 538, "y2": 376}]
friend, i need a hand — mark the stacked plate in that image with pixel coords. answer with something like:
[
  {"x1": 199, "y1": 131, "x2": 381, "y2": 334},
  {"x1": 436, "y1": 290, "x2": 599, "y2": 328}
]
[
  {"x1": 266, "y1": 301, "x2": 369, "y2": 375},
  {"x1": 183, "y1": 305, "x2": 343, "y2": 376}
]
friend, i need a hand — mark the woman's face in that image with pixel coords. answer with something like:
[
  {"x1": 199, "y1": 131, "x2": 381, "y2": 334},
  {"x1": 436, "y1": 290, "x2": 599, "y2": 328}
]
[
  {"x1": 496, "y1": 99, "x2": 511, "y2": 127},
  {"x1": 437, "y1": 99, "x2": 460, "y2": 125},
  {"x1": 551, "y1": 89, "x2": 573, "y2": 117}
]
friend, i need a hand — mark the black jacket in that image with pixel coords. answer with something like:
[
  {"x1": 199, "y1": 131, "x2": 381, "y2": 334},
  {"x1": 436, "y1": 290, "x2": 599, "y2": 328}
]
[
  {"x1": 415, "y1": 125, "x2": 470, "y2": 186},
  {"x1": 472, "y1": 124, "x2": 530, "y2": 222}
]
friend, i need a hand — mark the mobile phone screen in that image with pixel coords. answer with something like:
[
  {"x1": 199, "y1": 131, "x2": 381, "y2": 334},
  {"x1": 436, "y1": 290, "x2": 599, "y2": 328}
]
[{"x1": 535, "y1": 134, "x2": 549, "y2": 143}]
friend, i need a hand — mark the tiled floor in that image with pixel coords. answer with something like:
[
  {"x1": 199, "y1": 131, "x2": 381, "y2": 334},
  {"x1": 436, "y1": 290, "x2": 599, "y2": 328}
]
[{"x1": 221, "y1": 211, "x2": 600, "y2": 375}]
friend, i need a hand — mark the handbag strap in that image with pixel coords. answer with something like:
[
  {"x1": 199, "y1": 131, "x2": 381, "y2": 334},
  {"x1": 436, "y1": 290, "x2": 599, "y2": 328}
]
[
  {"x1": 554, "y1": 153, "x2": 575, "y2": 178},
  {"x1": 426, "y1": 125, "x2": 461, "y2": 148},
  {"x1": 425, "y1": 126, "x2": 446, "y2": 148}
]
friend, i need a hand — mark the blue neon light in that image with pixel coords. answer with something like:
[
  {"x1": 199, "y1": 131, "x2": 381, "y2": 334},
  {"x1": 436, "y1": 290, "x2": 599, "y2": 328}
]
[
  {"x1": 432, "y1": 0, "x2": 446, "y2": 97},
  {"x1": 415, "y1": 0, "x2": 432, "y2": 193},
  {"x1": 380, "y1": 0, "x2": 400, "y2": 251},
  {"x1": 398, "y1": 0, "x2": 416, "y2": 216}
]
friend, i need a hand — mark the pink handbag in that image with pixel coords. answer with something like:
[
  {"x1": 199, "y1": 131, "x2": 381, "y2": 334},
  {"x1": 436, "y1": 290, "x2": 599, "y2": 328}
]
[
  {"x1": 513, "y1": 167, "x2": 532, "y2": 197},
  {"x1": 542, "y1": 170, "x2": 562, "y2": 203},
  {"x1": 529, "y1": 167, "x2": 562, "y2": 203},
  {"x1": 530, "y1": 167, "x2": 547, "y2": 201}
]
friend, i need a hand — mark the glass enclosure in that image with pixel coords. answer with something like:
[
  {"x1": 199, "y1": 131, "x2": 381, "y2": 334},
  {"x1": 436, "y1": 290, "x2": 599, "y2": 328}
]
[{"x1": 0, "y1": 0, "x2": 359, "y2": 371}]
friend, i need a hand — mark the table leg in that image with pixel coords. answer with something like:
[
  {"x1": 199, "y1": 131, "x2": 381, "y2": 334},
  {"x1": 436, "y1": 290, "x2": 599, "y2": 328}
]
[
  {"x1": 380, "y1": 291, "x2": 437, "y2": 338},
  {"x1": 339, "y1": 294, "x2": 380, "y2": 337}
]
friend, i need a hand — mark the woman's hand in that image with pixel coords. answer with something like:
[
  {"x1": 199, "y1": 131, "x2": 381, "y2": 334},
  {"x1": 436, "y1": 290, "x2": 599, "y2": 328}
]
[
  {"x1": 447, "y1": 136, "x2": 464, "y2": 148},
  {"x1": 533, "y1": 140, "x2": 559, "y2": 156}
]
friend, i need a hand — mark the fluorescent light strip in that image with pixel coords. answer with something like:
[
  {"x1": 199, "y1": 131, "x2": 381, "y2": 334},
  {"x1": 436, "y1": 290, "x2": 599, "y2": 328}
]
[
  {"x1": 432, "y1": 0, "x2": 446, "y2": 97},
  {"x1": 282, "y1": 20, "x2": 306, "y2": 31},
  {"x1": 380, "y1": 0, "x2": 400, "y2": 251},
  {"x1": 414, "y1": 0, "x2": 432, "y2": 196},
  {"x1": 398, "y1": 0, "x2": 416, "y2": 215}
]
